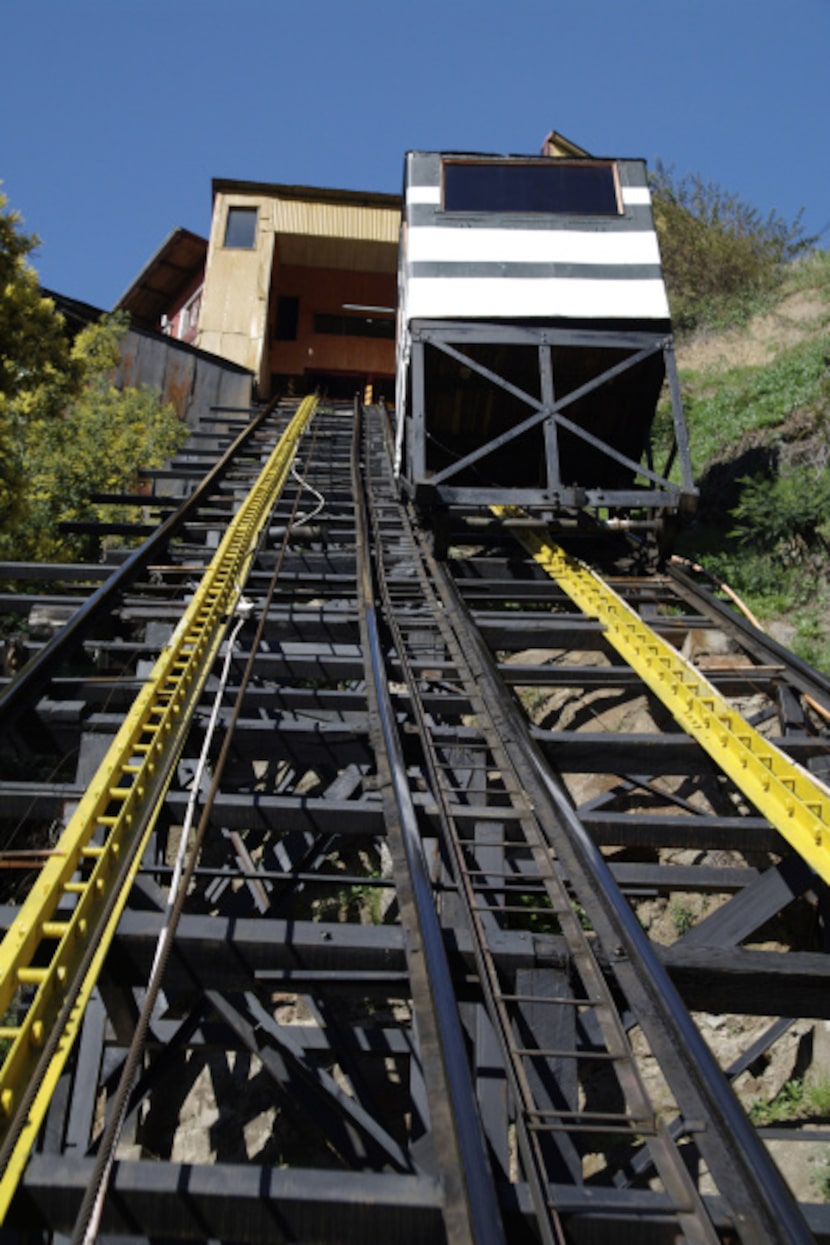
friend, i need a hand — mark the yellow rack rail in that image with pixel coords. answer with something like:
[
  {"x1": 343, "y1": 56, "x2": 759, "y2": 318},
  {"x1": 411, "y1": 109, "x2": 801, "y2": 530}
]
[
  {"x1": 0, "y1": 395, "x2": 317, "y2": 1218},
  {"x1": 493, "y1": 507, "x2": 830, "y2": 884}
]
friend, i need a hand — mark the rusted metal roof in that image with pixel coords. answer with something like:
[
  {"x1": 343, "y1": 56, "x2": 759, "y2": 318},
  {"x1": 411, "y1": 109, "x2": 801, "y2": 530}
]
[{"x1": 115, "y1": 228, "x2": 208, "y2": 328}]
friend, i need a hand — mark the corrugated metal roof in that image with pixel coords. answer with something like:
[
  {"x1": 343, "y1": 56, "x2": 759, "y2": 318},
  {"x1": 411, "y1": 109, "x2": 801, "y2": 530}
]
[{"x1": 274, "y1": 197, "x2": 398, "y2": 243}]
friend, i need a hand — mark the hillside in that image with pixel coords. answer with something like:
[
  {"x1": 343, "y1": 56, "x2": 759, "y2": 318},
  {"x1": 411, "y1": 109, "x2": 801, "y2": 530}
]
[{"x1": 671, "y1": 248, "x2": 830, "y2": 671}]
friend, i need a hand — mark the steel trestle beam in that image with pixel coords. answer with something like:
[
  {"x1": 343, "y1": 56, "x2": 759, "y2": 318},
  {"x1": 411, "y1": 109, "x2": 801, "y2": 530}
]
[
  {"x1": 0, "y1": 396, "x2": 318, "y2": 1221},
  {"x1": 495, "y1": 509, "x2": 830, "y2": 885}
]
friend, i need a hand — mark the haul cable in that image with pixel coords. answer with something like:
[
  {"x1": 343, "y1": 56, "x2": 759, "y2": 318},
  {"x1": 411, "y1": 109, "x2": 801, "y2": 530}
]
[
  {"x1": 0, "y1": 396, "x2": 318, "y2": 1225},
  {"x1": 69, "y1": 398, "x2": 320, "y2": 1242},
  {"x1": 353, "y1": 404, "x2": 506, "y2": 1245}
]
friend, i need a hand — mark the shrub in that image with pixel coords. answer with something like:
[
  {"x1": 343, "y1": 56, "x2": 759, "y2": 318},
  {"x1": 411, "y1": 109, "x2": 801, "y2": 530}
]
[
  {"x1": 651, "y1": 162, "x2": 814, "y2": 332},
  {"x1": 730, "y1": 467, "x2": 830, "y2": 555},
  {"x1": 13, "y1": 314, "x2": 187, "y2": 561}
]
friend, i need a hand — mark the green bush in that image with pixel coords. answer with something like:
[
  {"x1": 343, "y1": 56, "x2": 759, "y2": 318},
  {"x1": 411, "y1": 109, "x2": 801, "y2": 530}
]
[
  {"x1": 5, "y1": 314, "x2": 187, "y2": 562},
  {"x1": 730, "y1": 467, "x2": 830, "y2": 554},
  {"x1": 651, "y1": 162, "x2": 814, "y2": 332},
  {"x1": 0, "y1": 192, "x2": 188, "y2": 562}
]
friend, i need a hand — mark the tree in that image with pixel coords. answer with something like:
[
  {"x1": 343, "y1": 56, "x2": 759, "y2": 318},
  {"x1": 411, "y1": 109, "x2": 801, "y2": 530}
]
[
  {"x1": 0, "y1": 192, "x2": 80, "y2": 536},
  {"x1": 650, "y1": 162, "x2": 813, "y2": 332},
  {"x1": 0, "y1": 193, "x2": 78, "y2": 405},
  {"x1": 17, "y1": 314, "x2": 187, "y2": 560},
  {"x1": 0, "y1": 191, "x2": 187, "y2": 561}
]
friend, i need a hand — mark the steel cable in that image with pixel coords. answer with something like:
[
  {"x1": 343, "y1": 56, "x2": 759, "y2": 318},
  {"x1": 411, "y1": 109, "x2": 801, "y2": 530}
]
[{"x1": 70, "y1": 410, "x2": 320, "y2": 1244}]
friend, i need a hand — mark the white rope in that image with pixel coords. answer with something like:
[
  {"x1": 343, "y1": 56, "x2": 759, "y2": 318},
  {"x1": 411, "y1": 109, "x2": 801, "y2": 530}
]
[
  {"x1": 289, "y1": 455, "x2": 326, "y2": 528},
  {"x1": 150, "y1": 597, "x2": 252, "y2": 976},
  {"x1": 82, "y1": 593, "x2": 253, "y2": 1245},
  {"x1": 83, "y1": 442, "x2": 317, "y2": 1239}
]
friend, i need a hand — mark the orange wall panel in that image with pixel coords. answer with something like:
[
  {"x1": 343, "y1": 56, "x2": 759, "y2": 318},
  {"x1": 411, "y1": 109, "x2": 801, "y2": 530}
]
[{"x1": 269, "y1": 264, "x2": 396, "y2": 379}]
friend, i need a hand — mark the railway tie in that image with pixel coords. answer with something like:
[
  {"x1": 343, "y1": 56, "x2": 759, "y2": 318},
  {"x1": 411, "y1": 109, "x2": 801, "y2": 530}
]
[{"x1": 0, "y1": 398, "x2": 826, "y2": 1242}]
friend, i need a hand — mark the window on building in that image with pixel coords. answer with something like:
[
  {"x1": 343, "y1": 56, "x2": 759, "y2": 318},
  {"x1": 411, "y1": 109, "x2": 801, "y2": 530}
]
[
  {"x1": 274, "y1": 295, "x2": 300, "y2": 341},
  {"x1": 442, "y1": 160, "x2": 620, "y2": 215},
  {"x1": 224, "y1": 206, "x2": 258, "y2": 248},
  {"x1": 313, "y1": 312, "x2": 395, "y2": 340},
  {"x1": 182, "y1": 286, "x2": 203, "y2": 336}
]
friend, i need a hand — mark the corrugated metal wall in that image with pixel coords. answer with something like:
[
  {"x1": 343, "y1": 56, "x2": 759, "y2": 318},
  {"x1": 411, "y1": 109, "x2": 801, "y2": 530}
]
[
  {"x1": 116, "y1": 328, "x2": 252, "y2": 430},
  {"x1": 273, "y1": 199, "x2": 398, "y2": 245}
]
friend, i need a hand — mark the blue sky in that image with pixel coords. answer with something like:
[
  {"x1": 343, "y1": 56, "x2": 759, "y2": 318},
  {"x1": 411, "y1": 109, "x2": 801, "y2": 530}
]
[{"x1": 2, "y1": 0, "x2": 828, "y2": 311}]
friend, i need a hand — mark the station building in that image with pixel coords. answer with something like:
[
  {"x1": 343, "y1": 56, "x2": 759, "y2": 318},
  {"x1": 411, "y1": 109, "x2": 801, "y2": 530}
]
[
  {"x1": 118, "y1": 179, "x2": 400, "y2": 402},
  {"x1": 116, "y1": 132, "x2": 597, "y2": 407}
]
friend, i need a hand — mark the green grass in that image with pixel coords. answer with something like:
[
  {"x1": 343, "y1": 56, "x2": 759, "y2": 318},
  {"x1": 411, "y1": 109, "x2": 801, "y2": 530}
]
[
  {"x1": 681, "y1": 338, "x2": 829, "y2": 473},
  {"x1": 784, "y1": 247, "x2": 830, "y2": 299},
  {"x1": 812, "y1": 1149, "x2": 830, "y2": 1201},
  {"x1": 750, "y1": 1077, "x2": 830, "y2": 1127},
  {"x1": 665, "y1": 255, "x2": 830, "y2": 675},
  {"x1": 670, "y1": 900, "x2": 695, "y2": 937}
]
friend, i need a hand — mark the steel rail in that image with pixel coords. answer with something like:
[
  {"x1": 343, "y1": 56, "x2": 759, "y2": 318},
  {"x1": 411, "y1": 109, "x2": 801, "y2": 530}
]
[
  {"x1": 411, "y1": 629, "x2": 715, "y2": 1241},
  {"x1": 506, "y1": 700, "x2": 816, "y2": 1245},
  {"x1": 0, "y1": 400, "x2": 282, "y2": 726},
  {"x1": 472, "y1": 508, "x2": 814, "y2": 1244},
  {"x1": 69, "y1": 401, "x2": 323, "y2": 1245},
  {"x1": 0, "y1": 396, "x2": 318, "y2": 1223},
  {"x1": 668, "y1": 560, "x2": 830, "y2": 714},
  {"x1": 365, "y1": 407, "x2": 724, "y2": 1244},
  {"x1": 496, "y1": 508, "x2": 830, "y2": 885},
  {"x1": 354, "y1": 404, "x2": 506, "y2": 1245},
  {"x1": 369, "y1": 410, "x2": 577, "y2": 1245},
  {"x1": 371, "y1": 521, "x2": 585, "y2": 1242}
]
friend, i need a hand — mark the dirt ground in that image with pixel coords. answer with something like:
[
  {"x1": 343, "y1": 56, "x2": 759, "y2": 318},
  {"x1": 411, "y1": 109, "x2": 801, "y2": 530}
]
[
  {"x1": 509, "y1": 637, "x2": 830, "y2": 1204},
  {"x1": 677, "y1": 290, "x2": 829, "y2": 374}
]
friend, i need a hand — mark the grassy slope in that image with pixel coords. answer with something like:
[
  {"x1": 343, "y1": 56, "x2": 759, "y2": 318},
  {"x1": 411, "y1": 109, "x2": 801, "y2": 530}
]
[{"x1": 671, "y1": 249, "x2": 830, "y2": 670}]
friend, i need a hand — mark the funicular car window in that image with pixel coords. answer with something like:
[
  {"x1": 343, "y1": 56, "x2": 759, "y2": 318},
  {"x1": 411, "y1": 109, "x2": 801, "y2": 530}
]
[{"x1": 442, "y1": 161, "x2": 620, "y2": 215}]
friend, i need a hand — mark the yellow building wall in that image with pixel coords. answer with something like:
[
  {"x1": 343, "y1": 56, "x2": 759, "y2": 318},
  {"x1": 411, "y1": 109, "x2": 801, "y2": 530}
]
[
  {"x1": 196, "y1": 192, "x2": 275, "y2": 382},
  {"x1": 197, "y1": 186, "x2": 399, "y2": 397}
]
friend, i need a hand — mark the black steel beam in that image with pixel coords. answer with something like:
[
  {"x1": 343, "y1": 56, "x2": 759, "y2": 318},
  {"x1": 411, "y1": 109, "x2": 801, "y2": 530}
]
[
  {"x1": 662, "y1": 945, "x2": 830, "y2": 1017},
  {"x1": 674, "y1": 855, "x2": 814, "y2": 948},
  {"x1": 205, "y1": 991, "x2": 412, "y2": 1173},
  {"x1": 499, "y1": 663, "x2": 784, "y2": 694},
  {"x1": 581, "y1": 811, "x2": 782, "y2": 852},
  {"x1": 16, "y1": 1157, "x2": 446, "y2": 1242},
  {"x1": 162, "y1": 791, "x2": 385, "y2": 836},
  {"x1": 532, "y1": 730, "x2": 826, "y2": 775},
  {"x1": 111, "y1": 912, "x2": 546, "y2": 992}
]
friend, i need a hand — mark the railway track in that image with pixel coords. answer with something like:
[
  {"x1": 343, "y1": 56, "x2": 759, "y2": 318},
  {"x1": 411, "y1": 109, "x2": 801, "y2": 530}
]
[{"x1": 0, "y1": 396, "x2": 829, "y2": 1242}]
